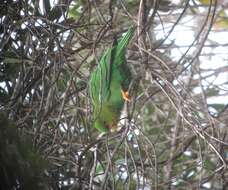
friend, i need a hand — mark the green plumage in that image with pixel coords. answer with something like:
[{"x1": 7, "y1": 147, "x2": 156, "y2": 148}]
[{"x1": 89, "y1": 27, "x2": 134, "y2": 132}]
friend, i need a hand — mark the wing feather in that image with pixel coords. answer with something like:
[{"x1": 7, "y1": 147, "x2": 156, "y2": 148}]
[{"x1": 89, "y1": 26, "x2": 134, "y2": 105}]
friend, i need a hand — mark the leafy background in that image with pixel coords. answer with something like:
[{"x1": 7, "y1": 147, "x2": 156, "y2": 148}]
[{"x1": 0, "y1": 0, "x2": 228, "y2": 189}]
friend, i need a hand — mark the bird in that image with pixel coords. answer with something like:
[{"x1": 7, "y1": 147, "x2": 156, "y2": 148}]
[{"x1": 89, "y1": 26, "x2": 134, "y2": 133}]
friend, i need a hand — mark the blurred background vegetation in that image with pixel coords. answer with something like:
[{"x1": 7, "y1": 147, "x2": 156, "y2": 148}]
[{"x1": 0, "y1": 0, "x2": 228, "y2": 189}]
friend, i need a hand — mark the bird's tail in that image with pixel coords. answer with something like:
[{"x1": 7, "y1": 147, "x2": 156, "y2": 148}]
[{"x1": 115, "y1": 26, "x2": 134, "y2": 63}]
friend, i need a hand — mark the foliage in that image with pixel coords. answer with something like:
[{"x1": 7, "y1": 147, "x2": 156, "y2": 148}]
[{"x1": 0, "y1": 113, "x2": 48, "y2": 189}]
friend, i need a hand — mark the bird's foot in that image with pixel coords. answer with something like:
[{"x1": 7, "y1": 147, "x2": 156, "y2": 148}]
[
  {"x1": 107, "y1": 122, "x2": 117, "y2": 132},
  {"x1": 121, "y1": 89, "x2": 131, "y2": 102}
]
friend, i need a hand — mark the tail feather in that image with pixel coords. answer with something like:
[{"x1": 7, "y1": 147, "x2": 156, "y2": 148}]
[{"x1": 115, "y1": 26, "x2": 134, "y2": 60}]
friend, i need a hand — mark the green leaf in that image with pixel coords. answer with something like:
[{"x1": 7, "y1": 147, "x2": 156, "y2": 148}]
[
  {"x1": 204, "y1": 158, "x2": 215, "y2": 170},
  {"x1": 3, "y1": 57, "x2": 32, "y2": 64},
  {"x1": 68, "y1": 4, "x2": 82, "y2": 19},
  {"x1": 147, "y1": 127, "x2": 161, "y2": 135},
  {"x1": 49, "y1": 6, "x2": 63, "y2": 20},
  {"x1": 206, "y1": 88, "x2": 219, "y2": 97},
  {"x1": 95, "y1": 163, "x2": 104, "y2": 175},
  {"x1": 208, "y1": 103, "x2": 226, "y2": 112},
  {"x1": 198, "y1": 0, "x2": 216, "y2": 5}
]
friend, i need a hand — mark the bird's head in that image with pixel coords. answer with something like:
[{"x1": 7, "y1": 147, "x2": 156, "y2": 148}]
[{"x1": 94, "y1": 119, "x2": 119, "y2": 133}]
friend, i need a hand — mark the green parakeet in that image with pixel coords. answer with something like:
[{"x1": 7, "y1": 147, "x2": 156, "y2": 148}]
[{"x1": 89, "y1": 27, "x2": 134, "y2": 132}]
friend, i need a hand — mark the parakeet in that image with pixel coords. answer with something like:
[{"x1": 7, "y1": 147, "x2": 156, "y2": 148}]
[{"x1": 89, "y1": 27, "x2": 134, "y2": 132}]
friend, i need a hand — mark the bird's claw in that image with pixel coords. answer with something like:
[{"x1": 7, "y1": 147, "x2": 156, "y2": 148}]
[{"x1": 121, "y1": 89, "x2": 131, "y2": 102}]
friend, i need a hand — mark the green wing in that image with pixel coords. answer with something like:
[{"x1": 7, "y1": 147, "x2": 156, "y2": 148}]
[
  {"x1": 89, "y1": 48, "x2": 113, "y2": 106},
  {"x1": 89, "y1": 26, "x2": 134, "y2": 132},
  {"x1": 89, "y1": 26, "x2": 134, "y2": 105}
]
